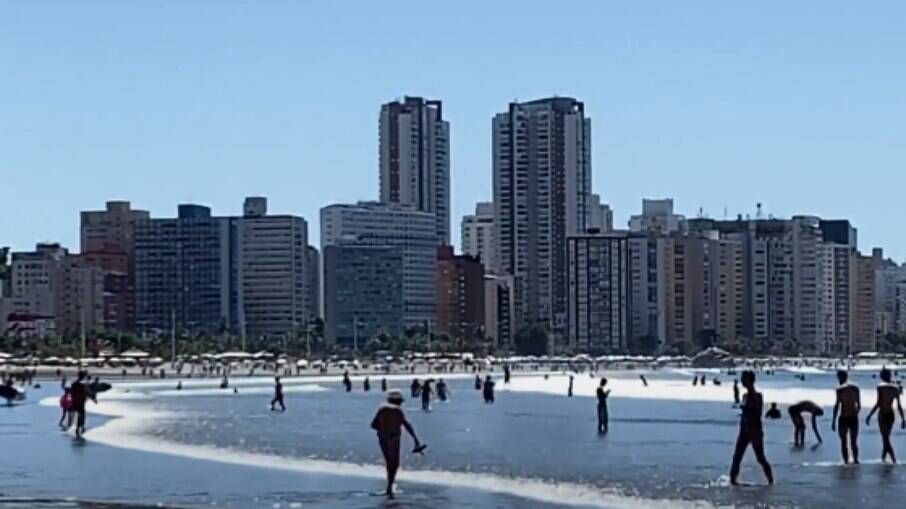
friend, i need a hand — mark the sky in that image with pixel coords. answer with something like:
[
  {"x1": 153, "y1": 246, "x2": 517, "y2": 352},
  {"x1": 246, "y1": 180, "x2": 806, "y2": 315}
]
[{"x1": 1, "y1": 1, "x2": 905, "y2": 258}]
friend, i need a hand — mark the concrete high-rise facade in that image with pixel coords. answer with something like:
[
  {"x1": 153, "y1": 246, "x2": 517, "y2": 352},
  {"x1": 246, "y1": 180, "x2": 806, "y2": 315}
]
[
  {"x1": 237, "y1": 197, "x2": 310, "y2": 340},
  {"x1": 320, "y1": 201, "x2": 438, "y2": 326},
  {"x1": 460, "y1": 202, "x2": 498, "y2": 274},
  {"x1": 379, "y1": 96, "x2": 450, "y2": 244},
  {"x1": 80, "y1": 201, "x2": 150, "y2": 331},
  {"x1": 306, "y1": 246, "x2": 320, "y2": 320},
  {"x1": 484, "y1": 274, "x2": 515, "y2": 349},
  {"x1": 567, "y1": 232, "x2": 632, "y2": 353},
  {"x1": 629, "y1": 199, "x2": 685, "y2": 235},
  {"x1": 436, "y1": 246, "x2": 485, "y2": 340},
  {"x1": 8, "y1": 243, "x2": 104, "y2": 338},
  {"x1": 587, "y1": 193, "x2": 614, "y2": 233},
  {"x1": 493, "y1": 97, "x2": 592, "y2": 333},
  {"x1": 324, "y1": 244, "x2": 404, "y2": 346},
  {"x1": 134, "y1": 204, "x2": 239, "y2": 334}
]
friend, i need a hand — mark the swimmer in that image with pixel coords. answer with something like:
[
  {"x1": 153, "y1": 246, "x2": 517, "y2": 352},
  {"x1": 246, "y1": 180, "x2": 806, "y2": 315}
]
[
  {"x1": 866, "y1": 368, "x2": 906, "y2": 464},
  {"x1": 788, "y1": 400, "x2": 823, "y2": 446},
  {"x1": 765, "y1": 402, "x2": 782, "y2": 420},
  {"x1": 371, "y1": 389, "x2": 423, "y2": 499},
  {"x1": 831, "y1": 370, "x2": 860, "y2": 464},
  {"x1": 729, "y1": 370, "x2": 773, "y2": 486}
]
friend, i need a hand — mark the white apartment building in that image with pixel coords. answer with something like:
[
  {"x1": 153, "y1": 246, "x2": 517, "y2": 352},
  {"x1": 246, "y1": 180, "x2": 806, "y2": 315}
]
[
  {"x1": 320, "y1": 201, "x2": 438, "y2": 326},
  {"x1": 460, "y1": 202, "x2": 498, "y2": 274},
  {"x1": 379, "y1": 96, "x2": 450, "y2": 245},
  {"x1": 493, "y1": 97, "x2": 592, "y2": 332},
  {"x1": 236, "y1": 197, "x2": 310, "y2": 339}
]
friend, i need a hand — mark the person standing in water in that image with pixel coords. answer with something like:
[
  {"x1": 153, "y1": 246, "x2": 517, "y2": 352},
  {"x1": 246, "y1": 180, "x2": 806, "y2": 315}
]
[
  {"x1": 58, "y1": 387, "x2": 73, "y2": 429},
  {"x1": 831, "y1": 370, "x2": 861, "y2": 464},
  {"x1": 788, "y1": 400, "x2": 823, "y2": 446},
  {"x1": 370, "y1": 389, "x2": 423, "y2": 499},
  {"x1": 729, "y1": 370, "x2": 773, "y2": 486},
  {"x1": 596, "y1": 378, "x2": 611, "y2": 434},
  {"x1": 866, "y1": 368, "x2": 906, "y2": 464},
  {"x1": 504, "y1": 364, "x2": 511, "y2": 384},
  {"x1": 568, "y1": 375, "x2": 574, "y2": 397},
  {"x1": 364, "y1": 377, "x2": 371, "y2": 392},
  {"x1": 69, "y1": 372, "x2": 96, "y2": 439},
  {"x1": 381, "y1": 377, "x2": 388, "y2": 392},
  {"x1": 270, "y1": 376, "x2": 285, "y2": 412},
  {"x1": 420, "y1": 380, "x2": 433, "y2": 411},
  {"x1": 436, "y1": 378, "x2": 448, "y2": 401},
  {"x1": 483, "y1": 375, "x2": 495, "y2": 404},
  {"x1": 474, "y1": 374, "x2": 482, "y2": 390},
  {"x1": 410, "y1": 378, "x2": 421, "y2": 398},
  {"x1": 342, "y1": 371, "x2": 352, "y2": 392},
  {"x1": 733, "y1": 379, "x2": 740, "y2": 407}
]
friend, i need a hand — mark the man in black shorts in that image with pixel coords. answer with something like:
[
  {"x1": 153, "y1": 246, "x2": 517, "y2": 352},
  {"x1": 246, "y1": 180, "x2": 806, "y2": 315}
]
[
  {"x1": 788, "y1": 400, "x2": 823, "y2": 447},
  {"x1": 371, "y1": 390, "x2": 422, "y2": 498},
  {"x1": 831, "y1": 370, "x2": 860, "y2": 464},
  {"x1": 729, "y1": 370, "x2": 773, "y2": 485},
  {"x1": 866, "y1": 368, "x2": 906, "y2": 464}
]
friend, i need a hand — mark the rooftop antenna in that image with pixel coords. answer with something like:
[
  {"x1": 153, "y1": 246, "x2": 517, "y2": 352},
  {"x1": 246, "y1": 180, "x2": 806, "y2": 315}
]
[
  {"x1": 756, "y1": 202, "x2": 763, "y2": 219},
  {"x1": 698, "y1": 206, "x2": 704, "y2": 218},
  {"x1": 723, "y1": 206, "x2": 728, "y2": 219}
]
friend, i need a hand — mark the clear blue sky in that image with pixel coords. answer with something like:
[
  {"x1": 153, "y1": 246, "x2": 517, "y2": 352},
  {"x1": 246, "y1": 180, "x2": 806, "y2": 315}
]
[{"x1": 2, "y1": 1, "x2": 905, "y2": 258}]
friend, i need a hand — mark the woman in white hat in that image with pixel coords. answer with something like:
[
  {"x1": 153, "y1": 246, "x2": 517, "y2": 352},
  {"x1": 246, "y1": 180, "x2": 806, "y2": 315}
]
[{"x1": 370, "y1": 389, "x2": 424, "y2": 498}]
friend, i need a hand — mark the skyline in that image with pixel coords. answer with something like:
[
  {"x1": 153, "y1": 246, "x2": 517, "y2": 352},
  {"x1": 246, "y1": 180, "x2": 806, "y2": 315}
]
[{"x1": 3, "y1": 1, "x2": 906, "y2": 258}]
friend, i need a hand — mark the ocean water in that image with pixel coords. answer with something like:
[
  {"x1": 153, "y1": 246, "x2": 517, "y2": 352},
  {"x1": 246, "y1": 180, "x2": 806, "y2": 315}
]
[{"x1": 5, "y1": 369, "x2": 906, "y2": 508}]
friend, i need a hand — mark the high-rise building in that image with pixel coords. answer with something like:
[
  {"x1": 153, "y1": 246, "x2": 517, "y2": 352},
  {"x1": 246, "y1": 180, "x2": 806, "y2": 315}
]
[
  {"x1": 379, "y1": 96, "x2": 450, "y2": 244},
  {"x1": 80, "y1": 201, "x2": 150, "y2": 331},
  {"x1": 484, "y1": 274, "x2": 515, "y2": 349},
  {"x1": 567, "y1": 232, "x2": 632, "y2": 353},
  {"x1": 134, "y1": 204, "x2": 239, "y2": 334},
  {"x1": 629, "y1": 199, "x2": 685, "y2": 235},
  {"x1": 852, "y1": 253, "x2": 876, "y2": 353},
  {"x1": 324, "y1": 244, "x2": 404, "y2": 346},
  {"x1": 436, "y1": 246, "x2": 485, "y2": 340},
  {"x1": 8, "y1": 243, "x2": 104, "y2": 338},
  {"x1": 460, "y1": 202, "x2": 498, "y2": 274},
  {"x1": 320, "y1": 201, "x2": 438, "y2": 326},
  {"x1": 587, "y1": 193, "x2": 614, "y2": 233},
  {"x1": 306, "y1": 245, "x2": 320, "y2": 320},
  {"x1": 237, "y1": 197, "x2": 310, "y2": 340},
  {"x1": 493, "y1": 97, "x2": 592, "y2": 333}
]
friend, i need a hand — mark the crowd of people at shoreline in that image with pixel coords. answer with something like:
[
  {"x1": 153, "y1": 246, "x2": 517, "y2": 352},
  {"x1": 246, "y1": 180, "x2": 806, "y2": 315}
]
[{"x1": 3, "y1": 361, "x2": 906, "y2": 498}]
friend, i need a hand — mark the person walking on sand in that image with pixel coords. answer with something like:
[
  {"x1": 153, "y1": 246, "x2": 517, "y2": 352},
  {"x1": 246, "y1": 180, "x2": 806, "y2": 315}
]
[
  {"x1": 568, "y1": 375, "x2": 574, "y2": 397},
  {"x1": 831, "y1": 370, "x2": 861, "y2": 464},
  {"x1": 270, "y1": 376, "x2": 285, "y2": 412},
  {"x1": 866, "y1": 368, "x2": 906, "y2": 464},
  {"x1": 371, "y1": 389, "x2": 423, "y2": 499},
  {"x1": 596, "y1": 378, "x2": 611, "y2": 434},
  {"x1": 729, "y1": 370, "x2": 774, "y2": 486}
]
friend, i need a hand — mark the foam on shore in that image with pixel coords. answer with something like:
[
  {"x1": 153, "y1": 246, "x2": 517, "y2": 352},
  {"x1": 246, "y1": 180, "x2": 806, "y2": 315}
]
[
  {"x1": 502, "y1": 374, "x2": 883, "y2": 408},
  {"x1": 39, "y1": 396, "x2": 717, "y2": 509}
]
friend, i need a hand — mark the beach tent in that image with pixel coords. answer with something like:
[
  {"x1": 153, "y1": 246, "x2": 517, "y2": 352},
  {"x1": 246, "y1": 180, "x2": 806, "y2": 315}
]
[{"x1": 121, "y1": 349, "x2": 150, "y2": 359}]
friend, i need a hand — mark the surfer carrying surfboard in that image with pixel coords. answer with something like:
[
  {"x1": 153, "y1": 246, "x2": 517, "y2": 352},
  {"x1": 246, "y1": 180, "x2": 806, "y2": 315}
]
[
  {"x1": 370, "y1": 389, "x2": 423, "y2": 499},
  {"x1": 69, "y1": 372, "x2": 96, "y2": 438}
]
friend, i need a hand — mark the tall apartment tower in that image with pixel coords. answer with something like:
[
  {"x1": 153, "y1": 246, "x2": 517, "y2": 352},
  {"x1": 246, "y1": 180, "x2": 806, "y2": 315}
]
[
  {"x1": 493, "y1": 97, "x2": 592, "y2": 333},
  {"x1": 460, "y1": 202, "x2": 498, "y2": 274},
  {"x1": 80, "y1": 201, "x2": 150, "y2": 331},
  {"x1": 379, "y1": 96, "x2": 450, "y2": 245},
  {"x1": 237, "y1": 197, "x2": 310, "y2": 339}
]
